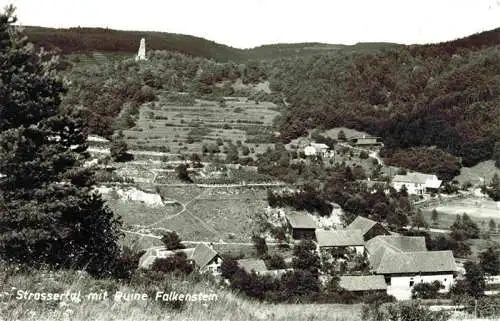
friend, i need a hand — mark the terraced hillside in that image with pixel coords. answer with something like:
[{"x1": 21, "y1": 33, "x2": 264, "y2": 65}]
[{"x1": 123, "y1": 94, "x2": 282, "y2": 160}]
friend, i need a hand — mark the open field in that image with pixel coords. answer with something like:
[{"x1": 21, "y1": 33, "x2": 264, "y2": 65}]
[
  {"x1": 123, "y1": 95, "x2": 281, "y2": 160},
  {"x1": 455, "y1": 161, "x2": 500, "y2": 186},
  {"x1": 104, "y1": 198, "x2": 182, "y2": 227},
  {"x1": 434, "y1": 197, "x2": 499, "y2": 219},
  {"x1": 422, "y1": 196, "x2": 499, "y2": 230},
  {"x1": 153, "y1": 186, "x2": 269, "y2": 242}
]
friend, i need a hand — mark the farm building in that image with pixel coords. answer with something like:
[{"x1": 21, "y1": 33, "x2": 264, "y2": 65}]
[
  {"x1": 304, "y1": 143, "x2": 334, "y2": 158},
  {"x1": 392, "y1": 172, "x2": 442, "y2": 195},
  {"x1": 286, "y1": 212, "x2": 317, "y2": 240},
  {"x1": 345, "y1": 216, "x2": 391, "y2": 241},
  {"x1": 237, "y1": 258, "x2": 268, "y2": 275},
  {"x1": 365, "y1": 235, "x2": 427, "y2": 271},
  {"x1": 339, "y1": 275, "x2": 387, "y2": 294},
  {"x1": 315, "y1": 229, "x2": 364, "y2": 255},
  {"x1": 349, "y1": 135, "x2": 383, "y2": 147},
  {"x1": 138, "y1": 243, "x2": 223, "y2": 276},
  {"x1": 191, "y1": 243, "x2": 223, "y2": 276},
  {"x1": 138, "y1": 247, "x2": 195, "y2": 270},
  {"x1": 373, "y1": 250, "x2": 457, "y2": 300}
]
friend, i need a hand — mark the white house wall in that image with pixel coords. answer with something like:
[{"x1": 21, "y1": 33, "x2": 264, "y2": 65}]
[
  {"x1": 355, "y1": 246, "x2": 365, "y2": 256},
  {"x1": 392, "y1": 182, "x2": 424, "y2": 195},
  {"x1": 201, "y1": 257, "x2": 223, "y2": 276},
  {"x1": 387, "y1": 274, "x2": 454, "y2": 300}
]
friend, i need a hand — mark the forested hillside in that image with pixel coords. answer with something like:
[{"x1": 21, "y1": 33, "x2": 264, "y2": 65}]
[
  {"x1": 268, "y1": 28, "x2": 500, "y2": 178},
  {"x1": 23, "y1": 26, "x2": 402, "y2": 62},
  {"x1": 23, "y1": 26, "x2": 245, "y2": 61},
  {"x1": 62, "y1": 51, "x2": 270, "y2": 137}
]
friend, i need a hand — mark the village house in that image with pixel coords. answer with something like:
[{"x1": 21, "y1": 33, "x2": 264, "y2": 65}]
[
  {"x1": 286, "y1": 212, "x2": 317, "y2": 240},
  {"x1": 304, "y1": 142, "x2": 334, "y2": 158},
  {"x1": 373, "y1": 250, "x2": 457, "y2": 300},
  {"x1": 138, "y1": 247, "x2": 195, "y2": 270},
  {"x1": 345, "y1": 216, "x2": 391, "y2": 241},
  {"x1": 237, "y1": 258, "x2": 269, "y2": 275},
  {"x1": 349, "y1": 135, "x2": 383, "y2": 147},
  {"x1": 339, "y1": 275, "x2": 388, "y2": 295},
  {"x1": 190, "y1": 243, "x2": 223, "y2": 276},
  {"x1": 365, "y1": 235, "x2": 427, "y2": 271},
  {"x1": 138, "y1": 243, "x2": 223, "y2": 276},
  {"x1": 392, "y1": 172, "x2": 442, "y2": 195},
  {"x1": 315, "y1": 229, "x2": 365, "y2": 255}
]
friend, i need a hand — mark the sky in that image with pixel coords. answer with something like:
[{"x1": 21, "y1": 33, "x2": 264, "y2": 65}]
[{"x1": 2, "y1": 0, "x2": 500, "y2": 48}]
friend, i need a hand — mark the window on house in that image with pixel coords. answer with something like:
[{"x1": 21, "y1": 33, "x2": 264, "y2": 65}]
[{"x1": 409, "y1": 281, "x2": 414, "y2": 287}]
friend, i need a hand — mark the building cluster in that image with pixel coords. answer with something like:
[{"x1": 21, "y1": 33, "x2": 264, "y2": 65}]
[
  {"x1": 138, "y1": 212, "x2": 457, "y2": 301},
  {"x1": 285, "y1": 214, "x2": 457, "y2": 300}
]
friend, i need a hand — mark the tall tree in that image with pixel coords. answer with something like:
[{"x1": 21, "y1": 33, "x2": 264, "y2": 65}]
[
  {"x1": 479, "y1": 247, "x2": 500, "y2": 275},
  {"x1": 0, "y1": 6, "x2": 122, "y2": 276},
  {"x1": 431, "y1": 209, "x2": 439, "y2": 226},
  {"x1": 463, "y1": 261, "x2": 485, "y2": 298}
]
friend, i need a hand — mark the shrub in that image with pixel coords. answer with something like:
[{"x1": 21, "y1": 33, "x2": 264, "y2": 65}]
[
  {"x1": 150, "y1": 252, "x2": 194, "y2": 276},
  {"x1": 161, "y1": 231, "x2": 185, "y2": 250},
  {"x1": 412, "y1": 281, "x2": 443, "y2": 299}
]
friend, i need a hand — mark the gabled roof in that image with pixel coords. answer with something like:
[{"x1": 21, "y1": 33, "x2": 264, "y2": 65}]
[
  {"x1": 375, "y1": 250, "x2": 456, "y2": 274},
  {"x1": 393, "y1": 173, "x2": 442, "y2": 187},
  {"x1": 366, "y1": 235, "x2": 427, "y2": 255},
  {"x1": 287, "y1": 213, "x2": 317, "y2": 229},
  {"x1": 316, "y1": 229, "x2": 364, "y2": 247},
  {"x1": 138, "y1": 247, "x2": 195, "y2": 269},
  {"x1": 237, "y1": 259, "x2": 268, "y2": 274},
  {"x1": 310, "y1": 143, "x2": 329, "y2": 150},
  {"x1": 340, "y1": 275, "x2": 387, "y2": 291},
  {"x1": 190, "y1": 243, "x2": 219, "y2": 269},
  {"x1": 366, "y1": 236, "x2": 427, "y2": 271},
  {"x1": 346, "y1": 216, "x2": 381, "y2": 235}
]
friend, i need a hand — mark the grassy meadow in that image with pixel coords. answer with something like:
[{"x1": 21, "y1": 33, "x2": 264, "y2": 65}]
[{"x1": 0, "y1": 266, "x2": 362, "y2": 321}]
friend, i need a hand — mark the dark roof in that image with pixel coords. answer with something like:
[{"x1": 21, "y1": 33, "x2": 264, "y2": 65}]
[
  {"x1": 346, "y1": 216, "x2": 384, "y2": 236},
  {"x1": 316, "y1": 229, "x2": 364, "y2": 247},
  {"x1": 286, "y1": 213, "x2": 317, "y2": 229},
  {"x1": 237, "y1": 259, "x2": 268, "y2": 274},
  {"x1": 191, "y1": 243, "x2": 219, "y2": 269},
  {"x1": 367, "y1": 236, "x2": 427, "y2": 271},
  {"x1": 340, "y1": 275, "x2": 387, "y2": 291},
  {"x1": 375, "y1": 251, "x2": 457, "y2": 274}
]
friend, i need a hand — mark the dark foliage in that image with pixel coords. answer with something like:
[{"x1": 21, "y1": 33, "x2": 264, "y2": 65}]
[
  {"x1": 161, "y1": 231, "x2": 186, "y2": 250},
  {"x1": 176, "y1": 164, "x2": 193, "y2": 183},
  {"x1": 269, "y1": 29, "x2": 500, "y2": 173},
  {"x1": 0, "y1": 7, "x2": 122, "y2": 277},
  {"x1": 150, "y1": 252, "x2": 194, "y2": 276},
  {"x1": 411, "y1": 281, "x2": 443, "y2": 299},
  {"x1": 479, "y1": 246, "x2": 500, "y2": 275},
  {"x1": 251, "y1": 235, "x2": 268, "y2": 257}
]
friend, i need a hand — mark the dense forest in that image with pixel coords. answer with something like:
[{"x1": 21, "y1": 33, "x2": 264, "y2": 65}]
[{"x1": 267, "y1": 28, "x2": 500, "y2": 176}]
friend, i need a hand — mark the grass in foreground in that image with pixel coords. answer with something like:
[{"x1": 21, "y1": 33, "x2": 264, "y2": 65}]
[{"x1": 0, "y1": 265, "x2": 361, "y2": 321}]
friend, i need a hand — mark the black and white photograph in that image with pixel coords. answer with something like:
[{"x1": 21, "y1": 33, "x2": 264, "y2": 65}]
[{"x1": 0, "y1": 0, "x2": 499, "y2": 320}]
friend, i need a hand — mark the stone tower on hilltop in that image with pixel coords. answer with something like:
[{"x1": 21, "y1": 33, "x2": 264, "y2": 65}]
[{"x1": 135, "y1": 38, "x2": 147, "y2": 61}]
